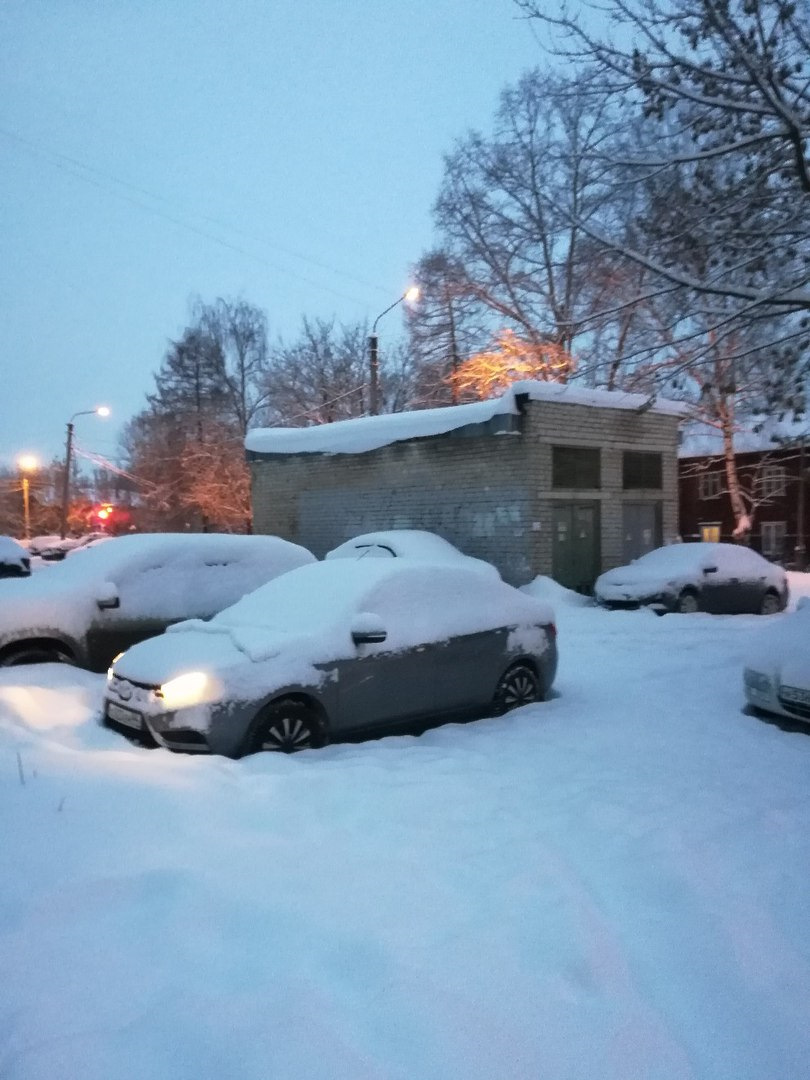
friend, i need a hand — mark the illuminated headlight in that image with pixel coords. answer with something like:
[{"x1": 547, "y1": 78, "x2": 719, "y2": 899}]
[
  {"x1": 744, "y1": 668, "x2": 772, "y2": 693},
  {"x1": 106, "y1": 651, "x2": 125, "y2": 682},
  {"x1": 156, "y1": 671, "x2": 210, "y2": 710}
]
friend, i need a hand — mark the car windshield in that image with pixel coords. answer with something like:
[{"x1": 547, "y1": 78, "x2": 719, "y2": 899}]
[
  {"x1": 632, "y1": 544, "x2": 709, "y2": 572},
  {"x1": 214, "y1": 560, "x2": 398, "y2": 633}
]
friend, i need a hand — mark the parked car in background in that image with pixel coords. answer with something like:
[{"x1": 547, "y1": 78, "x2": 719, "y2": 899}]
[
  {"x1": 326, "y1": 529, "x2": 499, "y2": 575},
  {"x1": 595, "y1": 542, "x2": 787, "y2": 615},
  {"x1": 39, "y1": 532, "x2": 109, "y2": 561},
  {"x1": 0, "y1": 536, "x2": 31, "y2": 578},
  {"x1": 744, "y1": 598, "x2": 810, "y2": 725},
  {"x1": 0, "y1": 533, "x2": 315, "y2": 670},
  {"x1": 103, "y1": 558, "x2": 558, "y2": 756}
]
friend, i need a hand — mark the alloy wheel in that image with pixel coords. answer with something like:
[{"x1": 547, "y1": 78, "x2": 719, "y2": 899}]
[{"x1": 495, "y1": 665, "x2": 540, "y2": 714}]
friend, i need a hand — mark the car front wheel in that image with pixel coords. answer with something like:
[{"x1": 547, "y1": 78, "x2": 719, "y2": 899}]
[
  {"x1": 0, "y1": 643, "x2": 76, "y2": 666},
  {"x1": 248, "y1": 699, "x2": 324, "y2": 754},
  {"x1": 759, "y1": 590, "x2": 782, "y2": 615},
  {"x1": 676, "y1": 590, "x2": 700, "y2": 614},
  {"x1": 493, "y1": 663, "x2": 541, "y2": 715}
]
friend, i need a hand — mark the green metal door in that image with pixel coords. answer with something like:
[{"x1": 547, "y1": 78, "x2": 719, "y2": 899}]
[{"x1": 552, "y1": 503, "x2": 600, "y2": 594}]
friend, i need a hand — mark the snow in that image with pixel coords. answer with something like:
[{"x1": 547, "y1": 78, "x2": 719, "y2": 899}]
[
  {"x1": 327, "y1": 529, "x2": 482, "y2": 563},
  {"x1": 245, "y1": 381, "x2": 686, "y2": 457},
  {"x1": 679, "y1": 415, "x2": 810, "y2": 458},
  {"x1": 0, "y1": 535, "x2": 29, "y2": 571},
  {"x1": 2, "y1": 591, "x2": 810, "y2": 1079}
]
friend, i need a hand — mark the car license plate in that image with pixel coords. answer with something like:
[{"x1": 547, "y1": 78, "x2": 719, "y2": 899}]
[
  {"x1": 780, "y1": 685, "x2": 810, "y2": 706},
  {"x1": 106, "y1": 701, "x2": 144, "y2": 730}
]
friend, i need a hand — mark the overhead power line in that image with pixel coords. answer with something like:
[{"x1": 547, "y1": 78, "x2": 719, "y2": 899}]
[{"x1": 0, "y1": 121, "x2": 389, "y2": 309}]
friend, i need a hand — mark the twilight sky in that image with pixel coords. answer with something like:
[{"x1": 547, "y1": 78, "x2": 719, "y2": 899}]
[{"x1": 0, "y1": 0, "x2": 555, "y2": 470}]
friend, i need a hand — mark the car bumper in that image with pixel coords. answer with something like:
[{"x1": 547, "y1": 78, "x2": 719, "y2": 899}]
[{"x1": 596, "y1": 591, "x2": 670, "y2": 612}]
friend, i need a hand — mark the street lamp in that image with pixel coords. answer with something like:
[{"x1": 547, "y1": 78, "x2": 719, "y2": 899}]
[
  {"x1": 60, "y1": 406, "x2": 110, "y2": 539},
  {"x1": 16, "y1": 454, "x2": 39, "y2": 541},
  {"x1": 368, "y1": 286, "x2": 419, "y2": 415}
]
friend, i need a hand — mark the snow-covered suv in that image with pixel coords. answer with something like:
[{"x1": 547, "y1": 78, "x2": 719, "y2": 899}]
[{"x1": 0, "y1": 533, "x2": 314, "y2": 670}]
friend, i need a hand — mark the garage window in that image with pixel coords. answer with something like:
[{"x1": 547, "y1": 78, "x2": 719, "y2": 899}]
[
  {"x1": 552, "y1": 446, "x2": 601, "y2": 489},
  {"x1": 622, "y1": 451, "x2": 662, "y2": 489}
]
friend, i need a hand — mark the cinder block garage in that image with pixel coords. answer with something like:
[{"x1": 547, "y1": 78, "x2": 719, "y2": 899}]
[{"x1": 246, "y1": 384, "x2": 683, "y2": 590}]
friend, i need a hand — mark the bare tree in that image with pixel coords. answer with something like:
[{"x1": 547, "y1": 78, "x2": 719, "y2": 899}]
[{"x1": 515, "y1": 0, "x2": 810, "y2": 347}]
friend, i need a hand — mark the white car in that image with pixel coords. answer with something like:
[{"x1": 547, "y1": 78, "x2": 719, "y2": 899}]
[
  {"x1": 595, "y1": 543, "x2": 787, "y2": 615},
  {"x1": 0, "y1": 532, "x2": 315, "y2": 671},
  {"x1": 744, "y1": 598, "x2": 810, "y2": 724},
  {"x1": 326, "y1": 529, "x2": 499, "y2": 575}
]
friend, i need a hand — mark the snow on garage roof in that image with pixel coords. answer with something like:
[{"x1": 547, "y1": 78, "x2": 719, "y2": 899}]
[
  {"x1": 245, "y1": 381, "x2": 686, "y2": 457},
  {"x1": 679, "y1": 415, "x2": 810, "y2": 458}
]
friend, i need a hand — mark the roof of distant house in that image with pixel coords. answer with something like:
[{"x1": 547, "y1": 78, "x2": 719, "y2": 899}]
[
  {"x1": 679, "y1": 414, "x2": 810, "y2": 458},
  {"x1": 245, "y1": 381, "x2": 686, "y2": 457}
]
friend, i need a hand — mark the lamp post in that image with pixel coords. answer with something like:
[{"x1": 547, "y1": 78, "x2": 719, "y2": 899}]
[
  {"x1": 16, "y1": 454, "x2": 39, "y2": 540},
  {"x1": 60, "y1": 406, "x2": 110, "y2": 539},
  {"x1": 368, "y1": 286, "x2": 419, "y2": 415}
]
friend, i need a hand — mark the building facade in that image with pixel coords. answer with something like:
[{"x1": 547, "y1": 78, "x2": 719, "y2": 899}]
[
  {"x1": 679, "y1": 423, "x2": 810, "y2": 566},
  {"x1": 248, "y1": 386, "x2": 682, "y2": 590}
]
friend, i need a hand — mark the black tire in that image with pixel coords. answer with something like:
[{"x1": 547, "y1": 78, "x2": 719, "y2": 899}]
[
  {"x1": 248, "y1": 699, "x2": 324, "y2": 754},
  {"x1": 759, "y1": 590, "x2": 782, "y2": 616},
  {"x1": 0, "y1": 643, "x2": 76, "y2": 667},
  {"x1": 676, "y1": 590, "x2": 700, "y2": 614},
  {"x1": 493, "y1": 663, "x2": 541, "y2": 716}
]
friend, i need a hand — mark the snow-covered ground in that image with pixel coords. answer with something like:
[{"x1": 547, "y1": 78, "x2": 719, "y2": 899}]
[{"x1": 2, "y1": 583, "x2": 810, "y2": 1080}]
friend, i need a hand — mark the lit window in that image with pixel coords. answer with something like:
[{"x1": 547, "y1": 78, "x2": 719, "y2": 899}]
[{"x1": 700, "y1": 523, "x2": 721, "y2": 543}]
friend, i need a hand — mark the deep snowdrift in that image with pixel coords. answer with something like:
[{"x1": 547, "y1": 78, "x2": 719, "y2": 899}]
[{"x1": 1, "y1": 599, "x2": 809, "y2": 1080}]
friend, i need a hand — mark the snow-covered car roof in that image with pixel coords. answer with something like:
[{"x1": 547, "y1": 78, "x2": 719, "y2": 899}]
[
  {"x1": 325, "y1": 529, "x2": 489, "y2": 566},
  {"x1": 630, "y1": 542, "x2": 776, "y2": 573},
  {"x1": 0, "y1": 533, "x2": 316, "y2": 643},
  {"x1": 121, "y1": 558, "x2": 555, "y2": 686}
]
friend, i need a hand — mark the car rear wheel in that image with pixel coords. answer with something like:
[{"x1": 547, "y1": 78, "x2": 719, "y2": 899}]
[
  {"x1": 248, "y1": 699, "x2": 324, "y2": 754},
  {"x1": 676, "y1": 590, "x2": 700, "y2": 614},
  {"x1": 493, "y1": 663, "x2": 541, "y2": 715},
  {"x1": 0, "y1": 643, "x2": 75, "y2": 666},
  {"x1": 759, "y1": 590, "x2": 782, "y2": 615}
]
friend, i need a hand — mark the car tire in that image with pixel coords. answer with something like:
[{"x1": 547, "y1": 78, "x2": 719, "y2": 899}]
[
  {"x1": 248, "y1": 699, "x2": 325, "y2": 754},
  {"x1": 0, "y1": 643, "x2": 76, "y2": 666},
  {"x1": 759, "y1": 590, "x2": 782, "y2": 615},
  {"x1": 493, "y1": 663, "x2": 541, "y2": 716},
  {"x1": 676, "y1": 590, "x2": 700, "y2": 614}
]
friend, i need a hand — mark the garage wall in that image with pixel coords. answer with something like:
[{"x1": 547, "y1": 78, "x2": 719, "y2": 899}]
[
  {"x1": 249, "y1": 399, "x2": 682, "y2": 587},
  {"x1": 250, "y1": 431, "x2": 534, "y2": 584}
]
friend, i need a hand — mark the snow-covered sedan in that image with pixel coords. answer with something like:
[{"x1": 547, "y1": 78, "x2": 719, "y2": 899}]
[
  {"x1": 103, "y1": 559, "x2": 558, "y2": 757},
  {"x1": 595, "y1": 542, "x2": 787, "y2": 615},
  {"x1": 0, "y1": 533, "x2": 315, "y2": 670},
  {"x1": 0, "y1": 536, "x2": 31, "y2": 578},
  {"x1": 743, "y1": 599, "x2": 810, "y2": 725}
]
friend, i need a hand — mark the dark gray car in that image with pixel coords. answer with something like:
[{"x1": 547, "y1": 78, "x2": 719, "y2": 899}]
[{"x1": 103, "y1": 559, "x2": 558, "y2": 756}]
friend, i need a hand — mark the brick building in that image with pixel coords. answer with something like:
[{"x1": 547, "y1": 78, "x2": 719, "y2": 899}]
[
  {"x1": 247, "y1": 384, "x2": 683, "y2": 590},
  {"x1": 679, "y1": 417, "x2": 810, "y2": 565}
]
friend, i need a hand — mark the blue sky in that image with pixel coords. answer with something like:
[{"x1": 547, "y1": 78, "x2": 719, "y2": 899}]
[{"x1": 0, "y1": 0, "x2": 552, "y2": 469}]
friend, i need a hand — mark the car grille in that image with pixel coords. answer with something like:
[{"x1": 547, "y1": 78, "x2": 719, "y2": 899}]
[
  {"x1": 778, "y1": 686, "x2": 810, "y2": 719},
  {"x1": 108, "y1": 674, "x2": 159, "y2": 706}
]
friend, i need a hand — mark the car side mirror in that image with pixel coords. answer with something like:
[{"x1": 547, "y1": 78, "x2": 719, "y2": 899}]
[
  {"x1": 96, "y1": 582, "x2": 120, "y2": 610},
  {"x1": 350, "y1": 612, "x2": 387, "y2": 646},
  {"x1": 702, "y1": 566, "x2": 718, "y2": 574}
]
